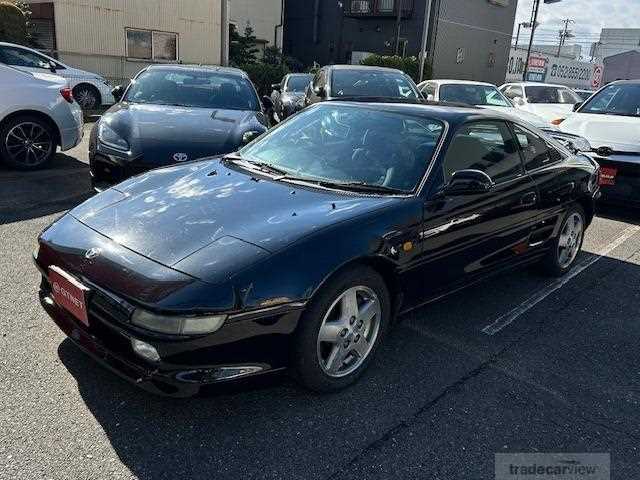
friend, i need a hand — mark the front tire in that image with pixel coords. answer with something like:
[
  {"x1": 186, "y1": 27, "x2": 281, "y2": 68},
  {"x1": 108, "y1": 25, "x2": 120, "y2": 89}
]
[
  {"x1": 541, "y1": 204, "x2": 586, "y2": 276},
  {"x1": 291, "y1": 266, "x2": 391, "y2": 392}
]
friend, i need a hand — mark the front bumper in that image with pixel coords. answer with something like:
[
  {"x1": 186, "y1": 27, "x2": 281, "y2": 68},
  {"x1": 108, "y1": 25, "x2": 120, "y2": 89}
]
[
  {"x1": 89, "y1": 151, "x2": 148, "y2": 191},
  {"x1": 37, "y1": 267, "x2": 303, "y2": 397}
]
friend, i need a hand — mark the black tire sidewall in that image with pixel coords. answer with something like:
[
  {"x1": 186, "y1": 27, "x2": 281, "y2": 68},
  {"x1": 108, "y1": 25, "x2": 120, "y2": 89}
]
[
  {"x1": 0, "y1": 115, "x2": 55, "y2": 170},
  {"x1": 291, "y1": 266, "x2": 391, "y2": 392}
]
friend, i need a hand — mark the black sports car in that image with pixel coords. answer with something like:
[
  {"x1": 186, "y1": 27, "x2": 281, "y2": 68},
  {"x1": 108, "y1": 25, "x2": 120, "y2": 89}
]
[
  {"x1": 268, "y1": 73, "x2": 312, "y2": 123},
  {"x1": 36, "y1": 102, "x2": 599, "y2": 396},
  {"x1": 89, "y1": 65, "x2": 269, "y2": 191}
]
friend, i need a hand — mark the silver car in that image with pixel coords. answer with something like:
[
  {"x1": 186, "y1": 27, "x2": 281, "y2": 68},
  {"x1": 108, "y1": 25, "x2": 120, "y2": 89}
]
[{"x1": 0, "y1": 64, "x2": 83, "y2": 169}]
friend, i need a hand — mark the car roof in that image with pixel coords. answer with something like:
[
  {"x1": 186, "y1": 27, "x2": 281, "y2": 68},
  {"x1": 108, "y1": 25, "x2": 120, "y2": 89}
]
[
  {"x1": 503, "y1": 82, "x2": 570, "y2": 88},
  {"x1": 145, "y1": 64, "x2": 249, "y2": 77},
  {"x1": 326, "y1": 64, "x2": 404, "y2": 74},
  {"x1": 428, "y1": 79, "x2": 496, "y2": 87},
  {"x1": 607, "y1": 79, "x2": 640, "y2": 85}
]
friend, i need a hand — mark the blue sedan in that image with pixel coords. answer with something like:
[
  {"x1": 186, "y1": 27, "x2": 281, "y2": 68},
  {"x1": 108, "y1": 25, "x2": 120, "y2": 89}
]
[{"x1": 89, "y1": 64, "x2": 268, "y2": 191}]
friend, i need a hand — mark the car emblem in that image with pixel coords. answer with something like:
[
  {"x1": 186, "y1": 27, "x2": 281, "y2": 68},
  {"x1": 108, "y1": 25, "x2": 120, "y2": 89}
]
[
  {"x1": 173, "y1": 152, "x2": 189, "y2": 162},
  {"x1": 85, "y1": 248, "x2": 101, "y2": 260},
  {"x1": 595, "y1": 146, "x2": 613, "y2": 157}
]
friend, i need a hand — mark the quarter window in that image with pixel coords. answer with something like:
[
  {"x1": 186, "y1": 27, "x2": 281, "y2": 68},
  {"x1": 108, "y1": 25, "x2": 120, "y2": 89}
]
[
  {"x1": 512, "y1": 125, "x2": 562, "y2": 171},
  {"x1": 443, "y1": 121, "x2": 522, "y2": 184}
]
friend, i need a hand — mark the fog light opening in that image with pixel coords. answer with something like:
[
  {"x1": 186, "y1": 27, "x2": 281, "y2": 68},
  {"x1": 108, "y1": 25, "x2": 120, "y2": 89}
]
[{"x1": 131, "y1": 339, "x2": 160, "y2": 363}]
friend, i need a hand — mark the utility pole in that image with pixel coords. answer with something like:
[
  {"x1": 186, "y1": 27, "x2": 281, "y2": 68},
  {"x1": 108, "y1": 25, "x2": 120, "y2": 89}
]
[
  {"x1": 220, "y1": 0, "x2": 229, "y2": 66},
  {"x1": 556, "y1": 18, "x2": 574, "y2": 57},
  {"x1": 418, "y1": 0, "x2": 433, "y2": 82},
  {"x1": 394, "y1": 0, "x2": 404, "y2": 56},
  {"x1": 522, "y1": 0, "x2": 540, "y2": 81}
]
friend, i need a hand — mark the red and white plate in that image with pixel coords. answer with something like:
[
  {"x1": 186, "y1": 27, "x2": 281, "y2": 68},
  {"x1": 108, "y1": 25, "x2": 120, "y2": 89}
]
[
  {"x1": 49, "y1": 266, "x2": 90, "y2": 327},
  {"x1": 599, "y1": 167, "x2": 617, "y2": 186}
]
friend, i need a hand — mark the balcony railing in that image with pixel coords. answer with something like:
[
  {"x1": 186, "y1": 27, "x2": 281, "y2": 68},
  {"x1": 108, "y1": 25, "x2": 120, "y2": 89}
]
[{"x1": 346, "y1": 0, "x2": 414, "y2": 17}]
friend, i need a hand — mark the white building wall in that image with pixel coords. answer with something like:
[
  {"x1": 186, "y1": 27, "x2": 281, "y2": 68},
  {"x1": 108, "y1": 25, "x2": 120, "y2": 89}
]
[
  {"x1": 28, "y1": 0, "x2": 222, "y2": 82},
  {"x1": 594, "y1": 28, "x2": 640, "y2": 61}
]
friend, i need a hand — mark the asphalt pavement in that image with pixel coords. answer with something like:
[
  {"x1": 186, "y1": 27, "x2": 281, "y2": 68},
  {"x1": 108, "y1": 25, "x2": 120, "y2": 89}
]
[{"x1": 1, "y1": 133, "x2": 640, "y2": 479}]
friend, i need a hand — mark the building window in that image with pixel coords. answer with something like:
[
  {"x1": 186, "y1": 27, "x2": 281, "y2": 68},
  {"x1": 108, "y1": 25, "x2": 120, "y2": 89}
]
[
  {"x1": 378, "y1": 0, "x2": 394, "y2": 12},
  {"x1": 126, "y1": 28, "x2": 178, "y2": 61},
  {"x1": 351, "y1": 0, "x2": 371, "y2": 13},
  {"x1": 347, "y1": 0, "x2": 413, "y2": 16}
]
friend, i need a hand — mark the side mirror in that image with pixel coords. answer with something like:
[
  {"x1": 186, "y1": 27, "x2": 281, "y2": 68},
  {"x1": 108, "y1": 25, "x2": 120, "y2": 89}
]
[
  {"x1": 111, "y1": 85, "x2": 125, "y2": 102},
  {"x1": 271, "y1": 83, "x2": 281, "y2": 92},
  {"x1": 313, "y1": 85, "x2": 326, "y2": 98},
  {"x1": 262, "y1": 95, "x2": 274, "y2": 110},
  {"x1": 48, "y1": 61, "x2": 57, "y2": 73},
  {"x1": 512, "y1": 96, "x2": 525, "y2": 106},
  {"x1": 443, "y1": 169, "x2": 494, "y2": 196},
  {"x1": 241, "y1": 130, "x2": 261, "y2": 145},
  {"x1": 572, "y1": 101, "x2": 583, "y2": 112}
]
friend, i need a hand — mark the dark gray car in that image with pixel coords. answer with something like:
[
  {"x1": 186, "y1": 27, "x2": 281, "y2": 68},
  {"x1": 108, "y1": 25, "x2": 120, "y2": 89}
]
[
  {"x1": 269, "y1": 73, "x2": 312, "y2": 123},
  {"x1": 89, "y1": 65, "x2": 269, "y2": 191}
]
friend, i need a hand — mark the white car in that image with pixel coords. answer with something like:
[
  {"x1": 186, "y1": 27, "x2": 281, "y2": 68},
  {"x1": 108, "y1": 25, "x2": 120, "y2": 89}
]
[
  {"x1": 417, "y1": 79, "x2": 550, "y2": 129},
  {"x1": 0, "y1": 42, "x2": 115, "y2": 110},
  {"x1": 499, "y1": 82, "x2": 582, "y2": 124},
  {"x1": 0, "y1": 64, "x2": 83, "y2": 169},
  {"x1": 559, "y1": 80, "x2": 640, "y2": 205}
]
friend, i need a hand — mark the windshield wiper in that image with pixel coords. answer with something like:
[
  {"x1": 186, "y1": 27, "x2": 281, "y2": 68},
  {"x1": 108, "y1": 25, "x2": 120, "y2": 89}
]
[
  {"x1": 223, "y1": 155, "x2": 292, "y2": 176},
  {"x1": 316, "y1": 181, "x2": 406, "y2": 194}
]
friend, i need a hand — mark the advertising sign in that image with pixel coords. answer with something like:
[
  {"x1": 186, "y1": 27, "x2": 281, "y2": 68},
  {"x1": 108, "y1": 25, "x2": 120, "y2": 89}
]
[{"x1": 506, "y1": 48, "x2": 604, "y2": 90}]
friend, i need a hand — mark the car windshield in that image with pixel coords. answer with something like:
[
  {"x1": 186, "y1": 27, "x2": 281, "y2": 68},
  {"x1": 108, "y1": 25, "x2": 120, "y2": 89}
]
[
  {"x1": 580, "y1": 83, "x2": 640, "y2": 117},
  {"x1": 238, "y1": 104, "x2": 444, "y2": 192},
  {"x1": 331, "y1": 70, "x2": 419, "y2": 99},
  {"x1": 286, "y1": 75, "x2": 312, "y2": 92},
  {"x1": 525, "y1": 85, "x2": 581, "y2": 104},
  {"x1": 124, "y1": 69, "x2": 260, "y2": 110},
  {"x1": 439, "y1": 84, "x2": 511, "y2": 107}
]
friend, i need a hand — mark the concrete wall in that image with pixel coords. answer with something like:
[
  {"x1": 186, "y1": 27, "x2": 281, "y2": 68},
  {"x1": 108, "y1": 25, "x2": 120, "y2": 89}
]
[
  {"x1": 595, "y1": 29, "x2": 640, "y2": 61},
  {"x1": 230, "y1": 0, "x2": 283, "y2": 50}
]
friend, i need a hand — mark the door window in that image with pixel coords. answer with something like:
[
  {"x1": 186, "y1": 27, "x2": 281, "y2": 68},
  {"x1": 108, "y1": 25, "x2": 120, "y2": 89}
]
[
  {"x1": 512, "y1": 125, "x2": 563, "y2": 171},
  {"x1": 0, "y1": 46, "x2": 51, "y2": 69},
  {"x1": 442, "y1": 121, "x2": 522, "y2": 184},
  {"x1": 502, "y1": 85, "x2": 523, "y2": 101}
]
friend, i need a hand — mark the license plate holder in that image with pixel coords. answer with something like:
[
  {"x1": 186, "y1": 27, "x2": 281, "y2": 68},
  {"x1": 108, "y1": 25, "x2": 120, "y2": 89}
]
[
  {"x1": 49, "y1": 266, "x2": 90, "y2": 327},
  {"x1": 599, "y1": 166, "x2": 617, "y2": 186}
]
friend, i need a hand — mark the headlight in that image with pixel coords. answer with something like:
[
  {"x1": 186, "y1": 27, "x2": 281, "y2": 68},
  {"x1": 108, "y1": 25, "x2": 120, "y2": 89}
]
[
  {"x1": 98, "y1": 122, "x2": 129, "y2": 152},
  {"x1": 131, "y1": 309, "x2": 227, "y2": 335},
  {"x1": 569, "y1": 136, "x2": 591, "y2": 153}
]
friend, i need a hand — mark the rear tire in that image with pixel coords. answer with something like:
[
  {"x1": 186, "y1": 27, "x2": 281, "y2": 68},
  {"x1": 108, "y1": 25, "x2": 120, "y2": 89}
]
[
  {"x1": 540, "y1": 204, "x2": 586, "y2": 277},
  {"x1": 73, "y1": 84, "x2": 100, "y2": 110},
  {"x1": 0, "y1": 115, "x2": 56, "y2": 170},
  {"x1": 291, "y1": 266, "x2": 391, "y2": 392}
]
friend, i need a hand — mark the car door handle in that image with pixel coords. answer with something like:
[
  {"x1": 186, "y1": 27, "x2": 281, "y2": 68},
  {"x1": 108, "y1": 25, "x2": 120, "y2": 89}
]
[{"x1": 520, "y1": 191, "x2": 537, "y2": 207}]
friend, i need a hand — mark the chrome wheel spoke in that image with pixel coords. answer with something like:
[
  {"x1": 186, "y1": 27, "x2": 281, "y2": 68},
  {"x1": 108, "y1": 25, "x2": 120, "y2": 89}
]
[
  {"x1": 340, "y1": 288, "x2": 359, "y2": 322},
  {"x1": 351, "y1": 336, "x2": 370, "y2": 358},
  {"x1": 318, "y1": 323, "x2": 343, "y2": 344},
  {"x1": 326, "y1": 345, "x2": 349, "y2": 374},
  {"x1": 358, "y1": 298, "x2": 378, "y2": 325}
]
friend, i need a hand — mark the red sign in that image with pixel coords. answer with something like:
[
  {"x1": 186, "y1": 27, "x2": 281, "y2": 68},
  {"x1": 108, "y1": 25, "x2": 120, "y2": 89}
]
[
  {"x1": 592, "y1": 65, "x2": 603, "y2": 89},
  {"x1": 599, "y1": 167, "x2": 617, "y2": 186},
  {"x1": 49, "y1": 266, "x2": 90, "y2": 326},
  {"x1": 528, "y1": 56, "x2": 547, "y2": 69}
]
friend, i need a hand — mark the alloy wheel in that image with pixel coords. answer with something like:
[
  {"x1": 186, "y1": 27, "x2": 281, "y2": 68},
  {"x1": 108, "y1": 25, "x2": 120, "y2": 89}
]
[
  {"x1": 316, "y1": 286, "x2": 381, "y2": 378},
  {"x1": 557, "y1": 212, "x2": 584, "y2": 269},
  {"x1": 4, "y1": 122, "x2": 53, "y2": 167},
  {"x1": 75, "y1": 88, "x2": 98, "y2": 110}
]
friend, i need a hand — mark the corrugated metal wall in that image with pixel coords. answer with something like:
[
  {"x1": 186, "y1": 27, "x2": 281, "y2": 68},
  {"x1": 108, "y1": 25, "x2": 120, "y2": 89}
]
[{"x1": 47, "y1": 0, "x2": 221, "y2": 82}]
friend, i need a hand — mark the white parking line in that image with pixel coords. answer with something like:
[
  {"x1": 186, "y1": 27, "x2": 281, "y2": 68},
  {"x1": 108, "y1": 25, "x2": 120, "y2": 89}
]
[{"x1": 481, "y1": 225, "x2": 640, "y2": 336}]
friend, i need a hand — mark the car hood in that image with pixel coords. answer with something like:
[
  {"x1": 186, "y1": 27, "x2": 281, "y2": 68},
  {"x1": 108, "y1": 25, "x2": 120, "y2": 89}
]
[
  {"x1": 101, "y1": 103, "x2": 265, "y2": 166},
  {"x1": 522, "y1": 103, "x2": 574, "y2": 122},
  {"x1": 559, "y1": 113, "x2": 640, "y2": 153},
  {"x1": 481, "y1": 105, "x2": 549, "y2": 128},
  {"x1": 69, "y1": 159, "x2": 395, "y2": 271}
]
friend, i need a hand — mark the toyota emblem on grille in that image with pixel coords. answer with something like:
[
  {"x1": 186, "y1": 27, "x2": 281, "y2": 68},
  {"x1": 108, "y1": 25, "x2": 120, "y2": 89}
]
[
  {"x1": 595, "y1": 146, "x2": 613, "y2": 157},
  {"x1": 173, "y1": 152, "x2": 189, "y2": 162},
  {"x1": 85, "y1": 248, "x2": 101, "y2": 260}
]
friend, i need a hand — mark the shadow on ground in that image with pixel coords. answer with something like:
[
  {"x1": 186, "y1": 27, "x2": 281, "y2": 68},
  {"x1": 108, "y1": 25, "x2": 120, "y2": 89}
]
[
  {"x1": 55, "y1": 250, "x2": 640, "y2": 479},
  {"x1": 0, "y1": 153, "x2": 93, "y2": 224}
]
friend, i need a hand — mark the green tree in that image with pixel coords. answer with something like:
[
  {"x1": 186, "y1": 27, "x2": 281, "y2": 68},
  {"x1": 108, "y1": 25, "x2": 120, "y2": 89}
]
[
  {"x1": 229, "y1": 22, "x2": 259, "y2": 66},
  {"x1": 0, "y1": 1, "x2": 34, "y2": 45}
]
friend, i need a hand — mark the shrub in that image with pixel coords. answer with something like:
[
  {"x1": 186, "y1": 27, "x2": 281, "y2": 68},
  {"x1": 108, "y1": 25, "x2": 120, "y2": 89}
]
[
  {"x1": 360, "y1": 54, "x2": 431, "y2": 83},
  {"x1": 0, "y1": 1, "x2": 28, "y2": 44},
  {"x1": 241, "y1": 62, "x2": 290, "y2": 96}
]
